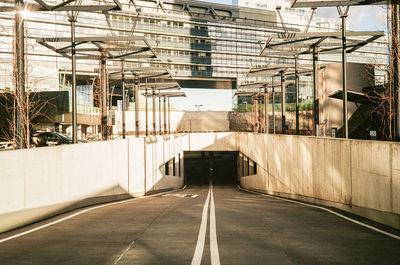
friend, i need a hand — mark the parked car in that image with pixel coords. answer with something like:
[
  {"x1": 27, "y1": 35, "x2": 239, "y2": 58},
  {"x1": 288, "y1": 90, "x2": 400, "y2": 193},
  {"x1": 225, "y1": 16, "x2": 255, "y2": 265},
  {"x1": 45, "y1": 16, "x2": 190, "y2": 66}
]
[{"x1": 31, "y1": 132, "x2": 73, "y2": 147}]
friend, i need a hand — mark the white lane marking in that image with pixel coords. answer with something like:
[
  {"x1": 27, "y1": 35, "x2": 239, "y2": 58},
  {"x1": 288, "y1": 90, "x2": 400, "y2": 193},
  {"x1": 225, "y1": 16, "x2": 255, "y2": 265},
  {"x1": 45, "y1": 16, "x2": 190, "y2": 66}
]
[
  {"x1": 191, "y1": 187, "x2": 211, "y2": 265},
  {"x1": 162, "y1": 194, "x2": 198, "y2": 198},
  {"x1": 237, "y1": 186, "x2": 400, "y2": 241},
  {"x1": 209, "y1": 184, "x2": 221, "y2": 265},
  {"x1": 0, "y1": 190, "x2": 176, "y2": 244}
]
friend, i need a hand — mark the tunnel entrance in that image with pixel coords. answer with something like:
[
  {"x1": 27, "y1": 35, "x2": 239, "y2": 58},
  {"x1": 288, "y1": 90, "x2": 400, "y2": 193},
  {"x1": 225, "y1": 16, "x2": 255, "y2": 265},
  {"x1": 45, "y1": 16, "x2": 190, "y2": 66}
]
[{"x1": 184, "y1": 151, "x2": 238, "y2": 186}]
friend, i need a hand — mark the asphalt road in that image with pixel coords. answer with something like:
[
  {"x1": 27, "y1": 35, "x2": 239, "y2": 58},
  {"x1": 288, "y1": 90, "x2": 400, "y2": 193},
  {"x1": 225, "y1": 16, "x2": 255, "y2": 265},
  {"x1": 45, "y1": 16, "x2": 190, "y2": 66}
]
[{"x1": 0, "y1": 185, "x2": 399, "y2": 265}]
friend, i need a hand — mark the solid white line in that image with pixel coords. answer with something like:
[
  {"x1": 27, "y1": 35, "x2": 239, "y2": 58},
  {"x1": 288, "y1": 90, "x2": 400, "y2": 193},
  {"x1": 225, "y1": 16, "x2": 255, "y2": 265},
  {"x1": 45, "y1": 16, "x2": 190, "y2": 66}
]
[
  {"x1": 209, "y1": 184, "x2": 221, "y2": 265},
  {"x1": 0, "y1": 191, "x2": 174, "y2": 244},
  {"x1": 237, "y1": 186, "x2": 400, "y2": 241},
  {"x1": 191, "y1": 187, "x2": 211, "y2": 265}
]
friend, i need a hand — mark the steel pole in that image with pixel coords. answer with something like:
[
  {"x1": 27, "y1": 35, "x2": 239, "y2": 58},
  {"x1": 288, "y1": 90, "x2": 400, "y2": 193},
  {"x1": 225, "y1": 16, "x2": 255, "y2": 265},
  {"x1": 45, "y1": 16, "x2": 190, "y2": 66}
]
[
  {"x1": 159, "y1": 96, "x2": 162, "y2": 135},
  {"x1": 145, "y1": 79, "x2": 148, "y2": 136},
  {"x1": 272, "y1": 77, "x2": 276, "y2": 134},
  {"x1": 168, "y1": 97, "x2": 171, "y2": 134},
  {"x1": 15, "y1": 0, "x2": 26, "y2": 148},
  {"x1": 100, "y1": 58, "x2": 107, "y2": 140},
  {"x1": 392, "y1": 0, "x2": 400, "y2": 139},
  {"x1": 280, "y1": 70, "x2": 286, "y2": 134},
  {"x1": 135, "y1": 78, "x2": 139, "y2": 137},
  {"x1": 264, "y1": 87, "x2": 268, "y2": 134},
  {"x1": 312, "y1": 46, "x2": 319, "y2": 137},
  {"x1": 259, "y1": 94, "x2": 262, "y2": 133},
  {"x1": 121, "y1": 60, "x2": 126, "y2": 139},
  {"x1": 341, "y1": 14, "x2": 349, "y2": 139},
  {"x1": 295, "y1": 56, "x2": 300, "y2": 135},
  {"x1": 71, "y1": 19, "x2": 78, "y2": 144},
  {"x1": 152, "y1": 87, "x2": 156, "y2": 136},
  {"x1": 163, "y1": 96, "x2": 167, "y2": 135}
]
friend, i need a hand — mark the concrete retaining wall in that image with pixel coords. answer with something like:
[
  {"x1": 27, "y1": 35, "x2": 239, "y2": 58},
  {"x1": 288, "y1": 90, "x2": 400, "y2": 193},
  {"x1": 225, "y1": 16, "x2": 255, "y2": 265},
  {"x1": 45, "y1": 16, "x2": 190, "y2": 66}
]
[
  {"x1": 238, "y1": 133, "x2": 400, "y2": 229},
  {"x1": 0, "y1": 136, "x2": 184, "y2": 233},
  {"x1": 0, "y1": 132, "x2": 238, "y2": 233},
  {"x1": 2, "y1": 131, "x2": 398, "y2": 232}
]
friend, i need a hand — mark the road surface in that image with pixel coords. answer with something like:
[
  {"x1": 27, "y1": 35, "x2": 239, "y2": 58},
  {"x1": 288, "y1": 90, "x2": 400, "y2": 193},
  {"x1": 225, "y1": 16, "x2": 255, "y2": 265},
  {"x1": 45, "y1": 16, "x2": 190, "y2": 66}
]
[{"x1": 0, "y1": 184, "x2": 399, "y2": 264}]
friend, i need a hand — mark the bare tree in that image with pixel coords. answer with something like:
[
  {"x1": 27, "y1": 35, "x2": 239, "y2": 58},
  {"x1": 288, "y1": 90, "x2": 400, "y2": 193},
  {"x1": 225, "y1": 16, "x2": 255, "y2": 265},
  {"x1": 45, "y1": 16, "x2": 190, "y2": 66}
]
[{"x1": 363, "y1": 3, "x2": 399, "y2": 141}]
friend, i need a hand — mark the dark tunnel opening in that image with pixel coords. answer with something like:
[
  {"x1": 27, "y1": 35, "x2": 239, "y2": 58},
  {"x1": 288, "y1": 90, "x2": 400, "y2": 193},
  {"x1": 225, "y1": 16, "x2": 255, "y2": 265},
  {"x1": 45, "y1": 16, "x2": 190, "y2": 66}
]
[{"x1": 184, "y1": 151, "x2": 238, "y2": 187}]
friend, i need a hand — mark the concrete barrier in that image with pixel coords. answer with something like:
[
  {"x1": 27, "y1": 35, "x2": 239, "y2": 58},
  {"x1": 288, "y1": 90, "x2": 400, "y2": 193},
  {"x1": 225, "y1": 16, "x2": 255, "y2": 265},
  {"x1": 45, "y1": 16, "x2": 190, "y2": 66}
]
[
  {"x1": 0, "y1": 132, "x2": 237, "y2": 233},
  {"x1": 238, "y1": 133, "x2": 400, "y2": 230},
  {"x1": 0, "y1": 136, "x2": 184, "y2": 233}
]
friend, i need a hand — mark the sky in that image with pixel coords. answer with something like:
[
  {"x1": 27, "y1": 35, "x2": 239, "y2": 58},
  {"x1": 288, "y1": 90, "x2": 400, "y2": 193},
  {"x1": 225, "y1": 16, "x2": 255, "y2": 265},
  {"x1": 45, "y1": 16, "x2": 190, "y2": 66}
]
[{"x1": 176, "y1": 0, "x2": 387, "y2": 111}]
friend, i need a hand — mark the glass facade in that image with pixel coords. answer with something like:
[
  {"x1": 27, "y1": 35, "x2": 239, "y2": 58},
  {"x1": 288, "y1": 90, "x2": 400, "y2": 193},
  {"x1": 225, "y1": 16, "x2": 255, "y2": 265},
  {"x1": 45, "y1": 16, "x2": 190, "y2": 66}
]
[{"x1": 0, "y1": 0, "x2": 389, "y2": 109}]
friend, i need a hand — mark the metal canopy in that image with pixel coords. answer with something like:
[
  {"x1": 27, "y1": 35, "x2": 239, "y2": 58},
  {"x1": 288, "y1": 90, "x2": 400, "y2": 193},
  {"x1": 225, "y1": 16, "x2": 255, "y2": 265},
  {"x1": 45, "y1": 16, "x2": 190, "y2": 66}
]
[
  {"x1": 234, "y1": 91, "x2": 257, "y2": 96},
  {"x1": 0, "y1": 0, "x2": 122, "y2": 12},
  {"x1": 247, "y1": 64, "x2": 317, "y2": 78},
  {"x1": 140, "y1": 82, "x2": 181, "y2": 90},
  {"x1": 142, "y1": 91, "x2": 186, "y2": 98},
  {"x1": 108, "y1": 67, "x2": 181, "y2": 90},
  {"x1": 260, "y1": 31, "x2": 384, "y2": 57},
  {"x1": 239, "y1": 82, "x2": 267, "y2": 90},
  {"x1": 291, "y1": 0, "x2": 386, "y2": 8},
  {"x1": 36, "y1": 35, "x2": 156, "y2": 60},
  {"x1": 109, "y1": 68, "x2": 173, "y2": 80}
]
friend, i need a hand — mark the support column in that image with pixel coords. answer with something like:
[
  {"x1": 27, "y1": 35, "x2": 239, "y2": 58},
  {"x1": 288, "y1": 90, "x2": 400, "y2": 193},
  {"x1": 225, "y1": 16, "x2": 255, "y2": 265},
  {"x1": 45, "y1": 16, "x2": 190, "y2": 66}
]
[
  {"x1": 264, "y1": 86, "x2": 268, "y2": 134},
  {"x1": 168, "y1": 97, "x2": 171, "y2": 134},
  {"x1": 15, "y1": 0, "x2": 26, "y2": 148},
  {"x1": 272, "y1": 77, "x2": 276, "y2": 134},
  {"x1": 121, "y1": 60, "x2": 126, "y2": 139},
  {"x1": 135, "y1": 77, "x2": 140, "y2": 137},
  {"x1": 159, "y1": 96, "x2": 162, "y2": 135},
  {"x1": 312, "y1": 46, "x2": 319, "y2": 136},
  {"x1": 295, "y1": 56, "x2": 300, "y2": 135},
  {"x1": 100, "y1": 57, "x2": 108, "y2": 140},
  {"x1": 392, "y1": 0, "x2": 400, "y2": 139},
  {"x1": 71, "y1": 19, "x2": 78, "y2": 143},
  {"x1": 280, "y1": 70, "x2": 286, "y2": 134},
  {"x1": 152, "y1": 87, "x2": 156, "y2": 136},
  {"x1": 163, "y1": 96, "x2": 167, "y2": 135},
  {"x1": 341, "y1": 13, "x2": 349, "y2": 139},
  {"x1": 145, "y1": 79, "x2": 148, "y2": 136},
  {"x1": 253, "y1": 95, "x2": 258, "y2": 132},
  {"x1": 258, "y1": 94, "x2": 262, "y2": 133}
]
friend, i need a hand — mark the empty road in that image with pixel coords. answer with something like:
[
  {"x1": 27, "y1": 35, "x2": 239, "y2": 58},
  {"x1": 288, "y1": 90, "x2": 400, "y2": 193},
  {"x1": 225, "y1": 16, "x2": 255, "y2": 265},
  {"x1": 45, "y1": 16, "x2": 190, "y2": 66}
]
[{"x1": 0, "y1": 184, "x2": 399, "y2": 264}]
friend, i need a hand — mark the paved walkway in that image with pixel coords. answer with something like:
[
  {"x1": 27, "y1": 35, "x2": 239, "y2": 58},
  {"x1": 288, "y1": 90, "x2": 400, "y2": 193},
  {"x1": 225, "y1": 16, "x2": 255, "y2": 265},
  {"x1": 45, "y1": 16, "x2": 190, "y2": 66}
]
[{"x1": 0, "y1": 185, "x2": 399, "y2": 264}]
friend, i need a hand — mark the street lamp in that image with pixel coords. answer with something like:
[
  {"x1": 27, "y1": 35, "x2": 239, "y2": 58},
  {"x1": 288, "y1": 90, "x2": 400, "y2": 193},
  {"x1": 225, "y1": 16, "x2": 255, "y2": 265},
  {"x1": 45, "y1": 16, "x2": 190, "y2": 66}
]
[{"x1": 195, "y1": 104, "x2": 203, "y2": 111}]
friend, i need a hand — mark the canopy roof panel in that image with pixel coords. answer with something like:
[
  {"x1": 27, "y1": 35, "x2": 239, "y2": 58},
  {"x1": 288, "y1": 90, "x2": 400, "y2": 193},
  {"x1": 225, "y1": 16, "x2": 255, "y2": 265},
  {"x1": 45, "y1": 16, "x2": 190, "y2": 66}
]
[
  {"x1": 109, "y1": 67, "x2": 172, "y2": 80},
  {"x1": 0, "y1": 0, "x2": 122, "y2": 12},
  {"x1": 247, "y1": 64, "x2": 319, "y2": 78},
  {"x1": 36, "y1": 35, "x2": 157, "y2": 60},
  {"x1": 260, "y1": 31, "x2": 384, "y2": 57},
  {"x1": 291, "y1": 0, "x2": 386, "y2": 8},
  {"x1": 142, "y1": 91, "x2": 186, "y2": 98}
]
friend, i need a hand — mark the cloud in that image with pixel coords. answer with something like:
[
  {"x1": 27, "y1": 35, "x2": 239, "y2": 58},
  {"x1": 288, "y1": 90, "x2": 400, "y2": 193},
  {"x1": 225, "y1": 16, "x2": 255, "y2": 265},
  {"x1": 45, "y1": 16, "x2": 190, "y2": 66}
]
[{"x1": 317, "y1": 5, "x2": 387, "y2": 31}]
